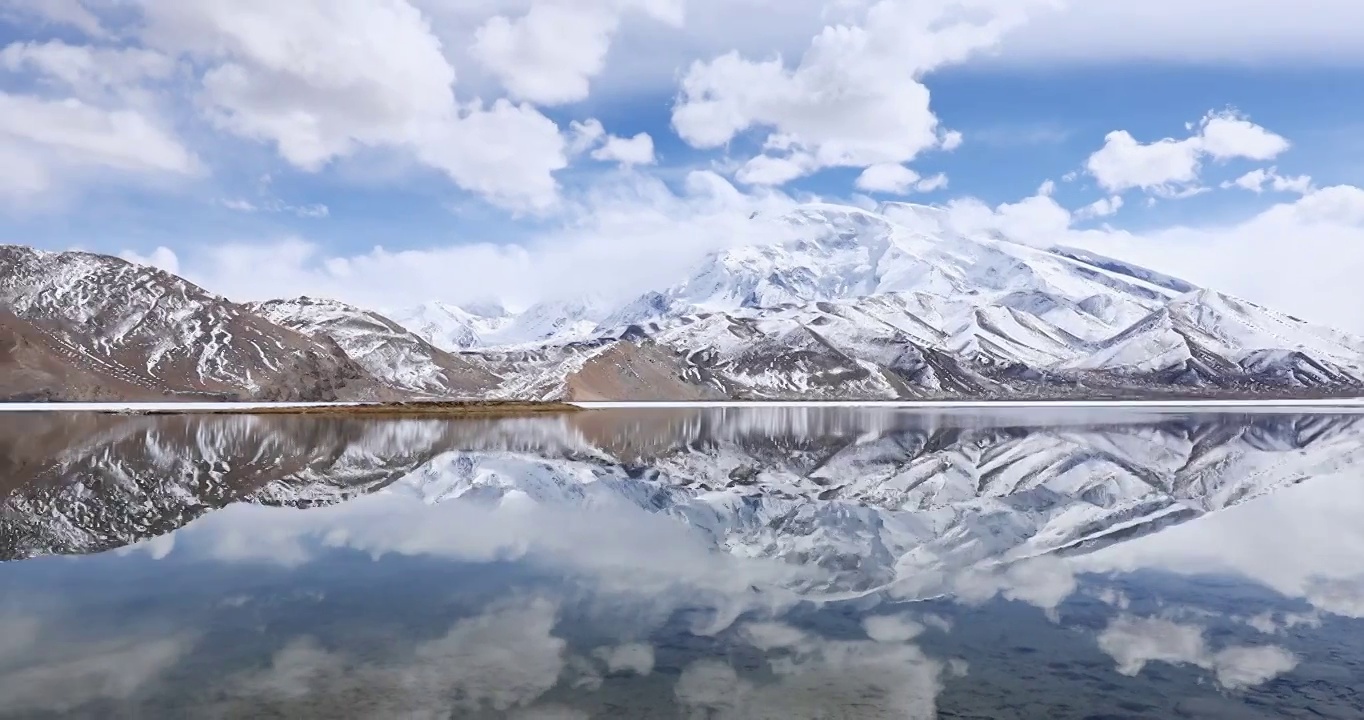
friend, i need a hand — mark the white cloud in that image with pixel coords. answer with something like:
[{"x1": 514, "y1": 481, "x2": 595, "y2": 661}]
[
  {"x1": 415, "y1": 99, "x2": 568, "y2": 211},
  {"x1": 567, "y1": 119, "x2": 607, "y2": 155},
  {"x1": 214, "y1": 175, "x2": 330, "y2": 218},
  {"x1": 1198, "y1": 112, "x2": 1291, "y2": 161},
  {"x1": 1086, "y1": 130, "x2": 1201, "y2": 194},
  {"x1": 940, "y1": 130, "x2": 964, "y2": 151},
  {"x1": 219, "y1": 197, "x2": 329, "y2": 218},
  {"x1": 995, "y1": 0, "x2": 1364, "y2": 66},
  {"x1": 943, "y1": 189, "x2": 1073, "y2": 246},
  {"x1": 170, "y1": 171, "x2": 801, "y2": 310},
  {"x1": 1085, "y1": 110, "x2": 1289, "y2": 197},
  {"x1": 1225, "y1": 167, "x2": 1314, "y2": 195},
  {"x1": 934, "y1": 181, "x2": 1364, "y2": 335},
  {"x1": 855, "y1": 164, "x2": 950, "y2": 195},
  {"x1": 855, "y1": 164, "x2": 918, "y2": 194},
  {"x1": 471, "y1": 0, "x2": 683, "y2": 106},
  {"x1": 591, "y1": 132, "x2": 656, "y2": 166},
  {"x1": 0, "y1": 41, "x2": 175, "y2": 99},
  {"x1": 0, "y1": 0, "x2": 106, "y2": 38},
  {"x1": 0, "y1": 36, "x2": 194, "y2": 204},
  {"x1": 916, "y1": 172, "x2": 949, "y2": 192},
  {"x1": 1071, "y1": 185, "x2": 1364, "y2": 335},
  {"x1": 737, "y1": 153, "x2": 815, "y2": 187},
  {"x1": 1097, "y1": 615, "x2": 1297, "y2": 690},
  {"x1": 119, "y1": 246, "x2": 181, "y2": 276},
  {"x1": 1075, "y1": 195, "x2": 1123, "y2": 220},
  {"x1": 140, "y1": 0, "x2": 455, "y2": 167},
  {"x1": 0, "y1": 93, "x2": 199, "y2": 201},
  {"x1": 672, "y1": 0, "x2": 1048, "y2": 185},
  {"x1": 137, "y1": 0, "x2": 568, "y2": 211}
]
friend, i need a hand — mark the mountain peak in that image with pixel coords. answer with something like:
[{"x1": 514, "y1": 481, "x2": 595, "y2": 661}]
[{"x1": 4, "y1": 201, "x2": 1362, "y2": 402}]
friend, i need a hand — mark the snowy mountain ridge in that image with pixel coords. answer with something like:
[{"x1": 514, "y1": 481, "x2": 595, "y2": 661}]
[
  {"x1": 0, "y1": 246, "x2": 380, "y2": 401},
  {"x1": 364, "y1": 202, "x2": 1364, "y2": 400},
  {"x1": 2, "y1": 201, "x2": 1362, "y2": 401}
]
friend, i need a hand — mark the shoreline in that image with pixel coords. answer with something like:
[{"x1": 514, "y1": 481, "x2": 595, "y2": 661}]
[
  {"x1": 0, "y1": 397, "x2": 1360, "y2": 415},
  {"x1": 0, "y1": 400, "x2": 583, "y2": 416}
]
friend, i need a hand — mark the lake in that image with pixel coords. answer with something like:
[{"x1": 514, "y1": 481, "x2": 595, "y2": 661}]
[{"x1": 1, "y1": 407, "x2": 1362, "y2": 719}]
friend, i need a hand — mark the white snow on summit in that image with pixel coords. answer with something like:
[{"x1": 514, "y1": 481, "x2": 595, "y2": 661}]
[
  {"x1": 395, "y1": 297, "x2": 611, "y2": 352},
  {"x1": 372, "y1": 201, "x2": 1364, "y2": 395}
]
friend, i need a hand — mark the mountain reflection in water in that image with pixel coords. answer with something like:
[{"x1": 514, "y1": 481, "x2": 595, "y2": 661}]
[{"x1": 0, "y1": 408, "x2": 1362, "y2": 719}]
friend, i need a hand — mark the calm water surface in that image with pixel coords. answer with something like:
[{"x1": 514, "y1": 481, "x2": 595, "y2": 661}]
[{"x1": 1, "y1": 408, "x2": 1362, "y2": 719}]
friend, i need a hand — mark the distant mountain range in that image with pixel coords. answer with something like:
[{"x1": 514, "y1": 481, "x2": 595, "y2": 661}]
[{"x1": 3, "y1": 203, "x2": 1363, "y2": 401}]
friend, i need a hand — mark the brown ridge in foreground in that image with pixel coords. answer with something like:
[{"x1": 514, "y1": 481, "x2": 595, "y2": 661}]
[{"x1": 132, "y1": 400, "x2": 584, "y2": 417}]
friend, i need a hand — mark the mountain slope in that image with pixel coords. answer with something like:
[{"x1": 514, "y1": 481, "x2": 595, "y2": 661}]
[
  {"x1": 0, "y1": 307, "x2": 161, "y2": 401},
  {"x1": 249, "y1": 297, "x2": 499, "y2": 397},
  {"x1": 0, "y1": 247, "x2": 381, "y2": 401},
  {"x1": 3, "y1": 200, "x2": 1362, "y2": 402},
  {"x1": 395, "y1": 297, "x2": 611, "y2": 352},
  {"x1": 516, "y1": 204, "x2": 1364, "y2": 399},
  {"x1": 390, "y1": 301, "x2": 513, "y2": 351}
]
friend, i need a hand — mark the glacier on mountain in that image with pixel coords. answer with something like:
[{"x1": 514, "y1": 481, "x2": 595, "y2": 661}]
[{"x1": 414, "y1": 204, "x2": 1364, "y2": 398}]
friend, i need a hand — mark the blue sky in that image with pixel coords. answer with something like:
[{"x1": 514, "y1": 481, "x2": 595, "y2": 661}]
[{"x1": 0, "y1": 0, "x2": 1362, "y2": 332}]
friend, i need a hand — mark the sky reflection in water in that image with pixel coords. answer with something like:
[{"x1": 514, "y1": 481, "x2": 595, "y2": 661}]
[{"x1": 0, "y1": 408, "x2": 1362, "y2": 718}]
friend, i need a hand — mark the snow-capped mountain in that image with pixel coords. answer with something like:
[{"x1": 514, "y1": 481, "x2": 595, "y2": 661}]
[
  {"x1": 397, "y1": 297, "x2": 613, "y2": 352},
  {"x1": 5, "y1": 410, "x2": 1361, "y2": 598},
  {"x1": 0, "y1": 246, "x2": 381, "y2": 401},
  {"x1": 2, "y1": 201, "x2": 1362, "y2": 401},
  {"x1": 373, "y1": 203, "x2": 1363, "y2": 400},
  {"x1": 532, "y1": 205, "x2": 1364, "y2": 398},
  {"x1": 391, "y1": 301, "x2": 513, "y2": 351},
  {"x1": 249, "y1": 297, "x2": 498, "y2": 397}
]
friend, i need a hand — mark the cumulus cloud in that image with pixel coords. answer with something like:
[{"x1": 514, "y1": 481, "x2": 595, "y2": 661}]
[
  {"x1": 996, "y1": 0, "x2": 1364, "y2": 66},
  {"x1": 119, "y1": 246, "x2": 181, "y2": 276},
  {"x1": 566, "y1": 119, "x2": 656, "y2": 167},
  {"x1": 165, "y1": 171, "x2": 802, "y2": 310},
  {"x1": 591, "y1": 132, "x2": 656, "y2": 166},
  {"x1": 1085, "y1": 110, "x2": 1289, "y2": 197},
  {"x1": 471, "y1": 0, "x2": 683, "y2": 105},
  {"x1": 0, "y1": 0, "x2": 107, "y2": 38},
  {"x1": 1224, "y1": 167, "x2": 1314, "y2": 195},
  {"x1": 672, "y1": 0, "x2": 1049, "y2": 186},
  {"x1": 0, "y1": 41, "x2": 175, "y2": 99},
  {"x1": 0, "y1": 93, "x2": 199, "y2": 201},
  {"x1": 1097, "y1": 615, "x2": 1297, "y2": 690},
  {"x1": 920, "y1": 178, "x2": 1364, "y2": 336},
  {"x1": 1067, "y1": 185, "x2": 1364, "y2": 335},
  {"x1": 1075, "y1": 195, "x2": 1124, "y2": 220},
  {"x1": 855, "y1": 164, "x2": 949, "y2": 194},
  {"x1": 132, "y1": 0, "x2": 568, "y2": 211}
]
